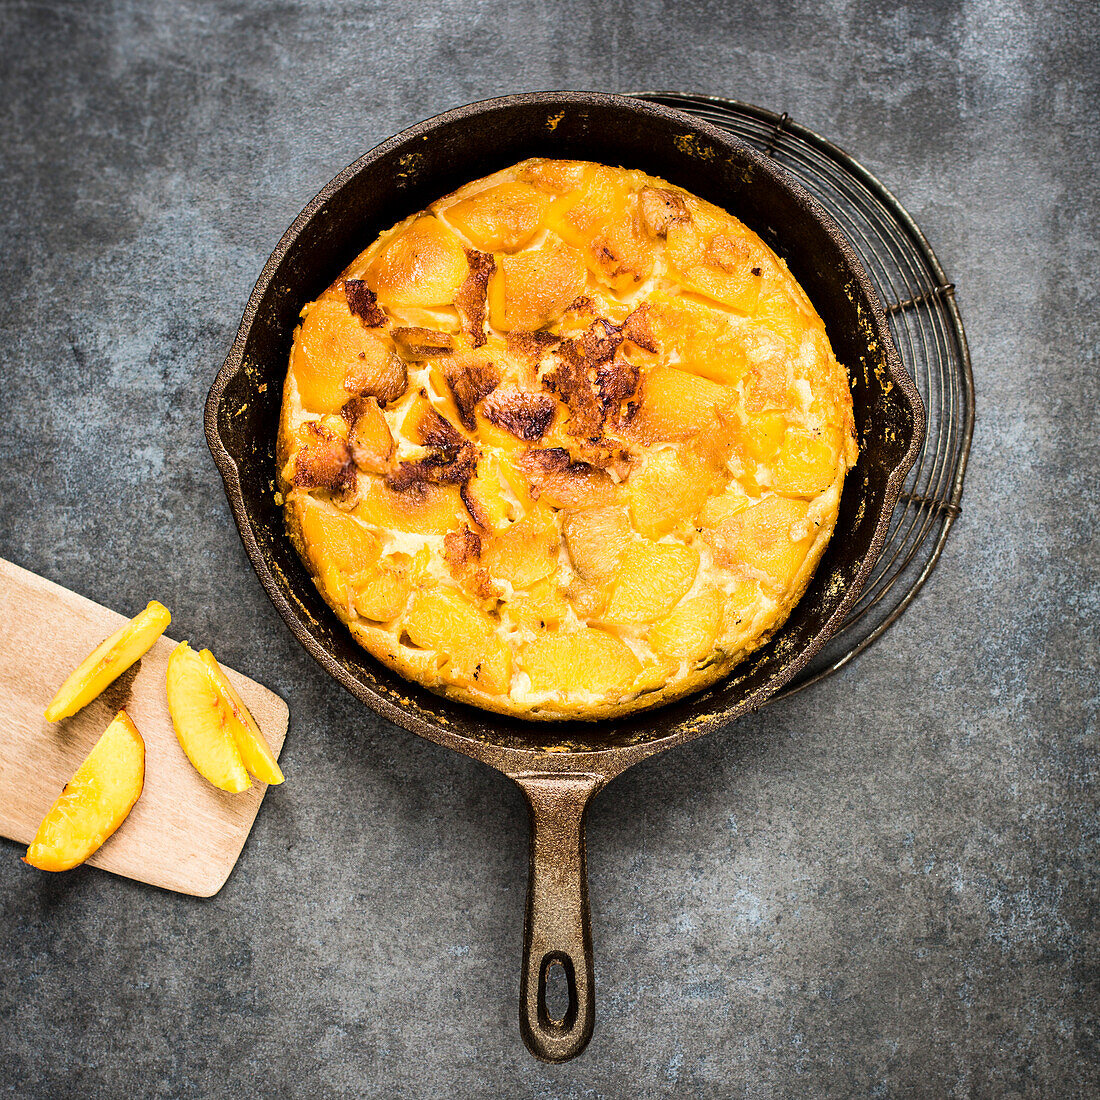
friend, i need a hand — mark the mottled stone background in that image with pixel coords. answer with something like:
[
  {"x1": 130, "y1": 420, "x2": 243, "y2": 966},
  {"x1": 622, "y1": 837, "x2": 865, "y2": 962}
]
[{"x1": 1, "y1": 1, "x2": 1096, "y2": 1097}]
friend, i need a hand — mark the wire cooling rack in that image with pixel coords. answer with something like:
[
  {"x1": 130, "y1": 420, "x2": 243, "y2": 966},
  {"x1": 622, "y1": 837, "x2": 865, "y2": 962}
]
[{"x1": 634, "y1": 93, "x2": 974, "y2": 697}]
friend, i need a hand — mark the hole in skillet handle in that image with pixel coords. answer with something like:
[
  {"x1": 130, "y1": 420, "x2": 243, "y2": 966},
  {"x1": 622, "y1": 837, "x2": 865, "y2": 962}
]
[{"x1": 540, "y1": 954, "x2": 577, "y2": 1030}]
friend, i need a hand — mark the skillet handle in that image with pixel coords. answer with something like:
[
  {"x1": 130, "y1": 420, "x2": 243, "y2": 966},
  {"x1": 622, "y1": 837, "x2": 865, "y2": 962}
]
[{"x1": 514, "y1": 772, "x2": 603, "y2": 1062}]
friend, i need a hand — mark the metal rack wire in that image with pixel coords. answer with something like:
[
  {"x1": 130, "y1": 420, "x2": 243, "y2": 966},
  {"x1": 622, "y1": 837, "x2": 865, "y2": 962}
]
[{"x1": 634, "y1": 93, "x2": 975, "y2": 696}]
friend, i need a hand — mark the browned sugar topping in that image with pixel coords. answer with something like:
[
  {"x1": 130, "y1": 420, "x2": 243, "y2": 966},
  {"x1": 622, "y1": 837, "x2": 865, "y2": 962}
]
[{"x1": 343, "y1": 280, "x2": 387, "y2": 327}]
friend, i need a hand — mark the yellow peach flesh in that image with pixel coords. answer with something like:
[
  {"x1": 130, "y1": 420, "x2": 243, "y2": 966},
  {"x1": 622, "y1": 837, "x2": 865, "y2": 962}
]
[
  {"x1": 166, "y1": 642, "x2": 250, "y2": 794},
  {"x1": 24, "y1": 711, "x2": 145, "y2": 872},
  {"x1": 199, "y1": 650, "x2": 284, "y2": 787},
  {"x1": 45, "y1": 601, "x2": 171, "y2": 722}
]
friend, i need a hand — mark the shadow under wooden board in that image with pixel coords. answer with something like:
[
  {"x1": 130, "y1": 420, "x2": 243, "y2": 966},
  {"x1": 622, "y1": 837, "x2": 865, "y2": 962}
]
[{"x1": 0, "y1": 558, "x2": 289, "y2": 897}]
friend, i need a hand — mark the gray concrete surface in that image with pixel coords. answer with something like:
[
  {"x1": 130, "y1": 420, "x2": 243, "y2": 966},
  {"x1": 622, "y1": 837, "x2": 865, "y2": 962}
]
[{"x1": 1, "y1": 1, "x2": 1097, "y2": 1096}]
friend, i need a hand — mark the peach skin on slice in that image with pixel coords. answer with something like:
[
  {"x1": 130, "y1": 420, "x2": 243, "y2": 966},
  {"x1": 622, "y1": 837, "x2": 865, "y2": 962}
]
[
  {"x1": 198, "y1": 649, "x2": 284, "y2": 786},
  {"x1": 166, "y1": 642, "x2": 250, "y2": 793},
  {"x1": 44, "y1": 600, "x2": 171, "y2": 722},
  {"x1": 24, "y1": 711, "x2": 145, "y2": 872}
]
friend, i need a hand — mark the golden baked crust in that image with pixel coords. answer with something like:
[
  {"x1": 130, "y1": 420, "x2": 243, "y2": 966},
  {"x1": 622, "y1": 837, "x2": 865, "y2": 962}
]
[{"x1": 276, "y1": 159, "x2": 857, "y2": 720}]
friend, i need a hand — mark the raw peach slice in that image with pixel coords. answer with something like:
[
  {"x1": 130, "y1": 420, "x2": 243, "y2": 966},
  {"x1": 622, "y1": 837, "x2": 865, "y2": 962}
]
[
  {"x1": 24, "y1": 711, "x2": 145, "y2": 872},
  {"x1": 45, "y1": 600, "x2": 171, "y2": 722},
  {"x1": 166, "y1": 642, "x2": 250, "y2": 794},
  {"x1": 198, "y1": 650, "x2": 284, "y2": 786}
]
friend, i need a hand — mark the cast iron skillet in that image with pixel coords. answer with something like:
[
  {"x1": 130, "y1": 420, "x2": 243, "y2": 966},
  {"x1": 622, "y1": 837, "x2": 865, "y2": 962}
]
[{"x1": 205, "y1": 92, "x2": 923, "y2": 1062}]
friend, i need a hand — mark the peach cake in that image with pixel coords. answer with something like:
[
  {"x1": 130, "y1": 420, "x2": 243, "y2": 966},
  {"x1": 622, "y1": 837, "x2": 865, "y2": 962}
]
[{"x1": 276, "y1": 158, "x2": 857, "y2": 719}]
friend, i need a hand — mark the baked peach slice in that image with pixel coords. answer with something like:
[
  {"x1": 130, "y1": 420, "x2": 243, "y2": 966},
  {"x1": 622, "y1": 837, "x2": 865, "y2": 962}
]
[
  {"x1": 626, "y1": 449, "x2": 721, "y2": 540},
  {"x1": 563, "y1": 506, "x2": 631, "y2": 583},
  {"x1": 24, "y1": 711, "x2": 145, "y2": 872},
  {"x1": 771, "y1": 427, "x2": 842, "y2": 496},
  {"x1": 291, "y1": 298, "x2": 406, "y2": 414},
  {"x1": 628, "y1": 366, "x2": 735, "y2": 442},
  {"x1": 648, "y1": 590, "x2": 723, "y2": 663},
  {"x1": 198, "y1": 650, "x2": 285, "y2": 786},
  {"x1": 603, "y1": 542, "x2": 699, "y2": 625},
  {"x1": 521, "y1": 628, "x2": 641, "y2": 696},
  {"x1": 45, "y1": 600, "x2": 171, "y2": 722},
  {"x1": 666, "y1": 219, "x2": 767, "y2": 314},
  {"x1": 487, "y1": 240, "x2": 588, "y2": 331},
  {"x1": 166, "y1": 642, "x2": 250, "y2": 793},
  {"x1": 367, "y1": 216, "x2": 469, "y2": 309},
  {"x1": 481, "y1": 502, "x2": 560, "y2": 589},
  {"x1": 506, "y1": 577, "x2": 570, "y2": 631},
  {"x1": 402, "y1": 588, "x2": 512, "y2": 694},
  {"x1": 707, "y1": 496, "x2": 814, "y2": 590},
  {"x1": 444, "y1": 181, "x2": 548, "y2": 253}
]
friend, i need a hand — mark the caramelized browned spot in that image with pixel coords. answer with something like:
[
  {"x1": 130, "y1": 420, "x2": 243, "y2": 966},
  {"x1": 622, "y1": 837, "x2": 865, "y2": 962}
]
[
  {"x1": 344, "y1": 280, "x2": 387, "y2": 327},
  {"x1": 638, "y1": 188, "x2": 689, "y2": 238},
  {"x1": 389, "y1": 401, "x2": 477, "y2": 491},
  {"x1": 455, "y1": 249, "x2": 494, "y2": 348},
  {"x1": 340, "y1": 396, "x2": 365, "y2": 424},
  {"x1": 519, "y1": 447, "x2": 617, "y2": 509},
  {"x1": 570, "y1": 436, "x2": 635, "y2": 480},
  {"x1": 410, "y1": 403, "x2": 465, "y2": 450},
  {"x1": 441, "y1": 354, "x2": 500, "y2": 429},
  {"x1": 343, "y1": 345, "x2": 408, "y2": 406},
  {"x1": 505, "y1": 330, "x2": 559, "y2": 365},
  {"x1": 542, "y1": 313, "x2": 636, "y2": 441},
  {"x1": 542, "y1": 342, "x2": 604, "y2": 440},
  {"x1": 622, "y1": 304, "x2": 658, "y2": 353},
  {"x1": 594, "y1": 358, "x2": 640, "y2": 412},
  {"x1": 581, "y1": 317, "x2": 624, "y2": 363},
  {"x1": 444, "y1": 526, "x2": 482, "y2": 570},
  {"x1": 481, "y1": 385, "x2": 556, "y2": 441},
  {"x1": 443, "y1": 526, "x2": 496, "y2": 598},
  {"x1": 392, "y1": 327, "x2": 455, "y2": 358},
  {"x1": 564, "y1": 295, "x2": 597, "y2": 320},
  {"x1": 293, "y1": 424, "x2": 356, "y2": 494},
  {"x1": 387, "y1": 443, "x2": 477, "y2": 491},
  {"x1": 347, "y1": 397, "x2": 394, "y2": 475}
]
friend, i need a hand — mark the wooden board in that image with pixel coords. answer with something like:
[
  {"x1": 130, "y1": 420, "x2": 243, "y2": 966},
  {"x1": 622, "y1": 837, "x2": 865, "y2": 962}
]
[{"x1": 0, "y1": 558, "x2": 289, "y2": 897}]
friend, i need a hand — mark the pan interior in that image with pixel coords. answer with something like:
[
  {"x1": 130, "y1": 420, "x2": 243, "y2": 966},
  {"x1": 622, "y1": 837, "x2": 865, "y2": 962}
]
[{"x1": 209, "y1": 93, "x2": 920, "y2": 757}]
